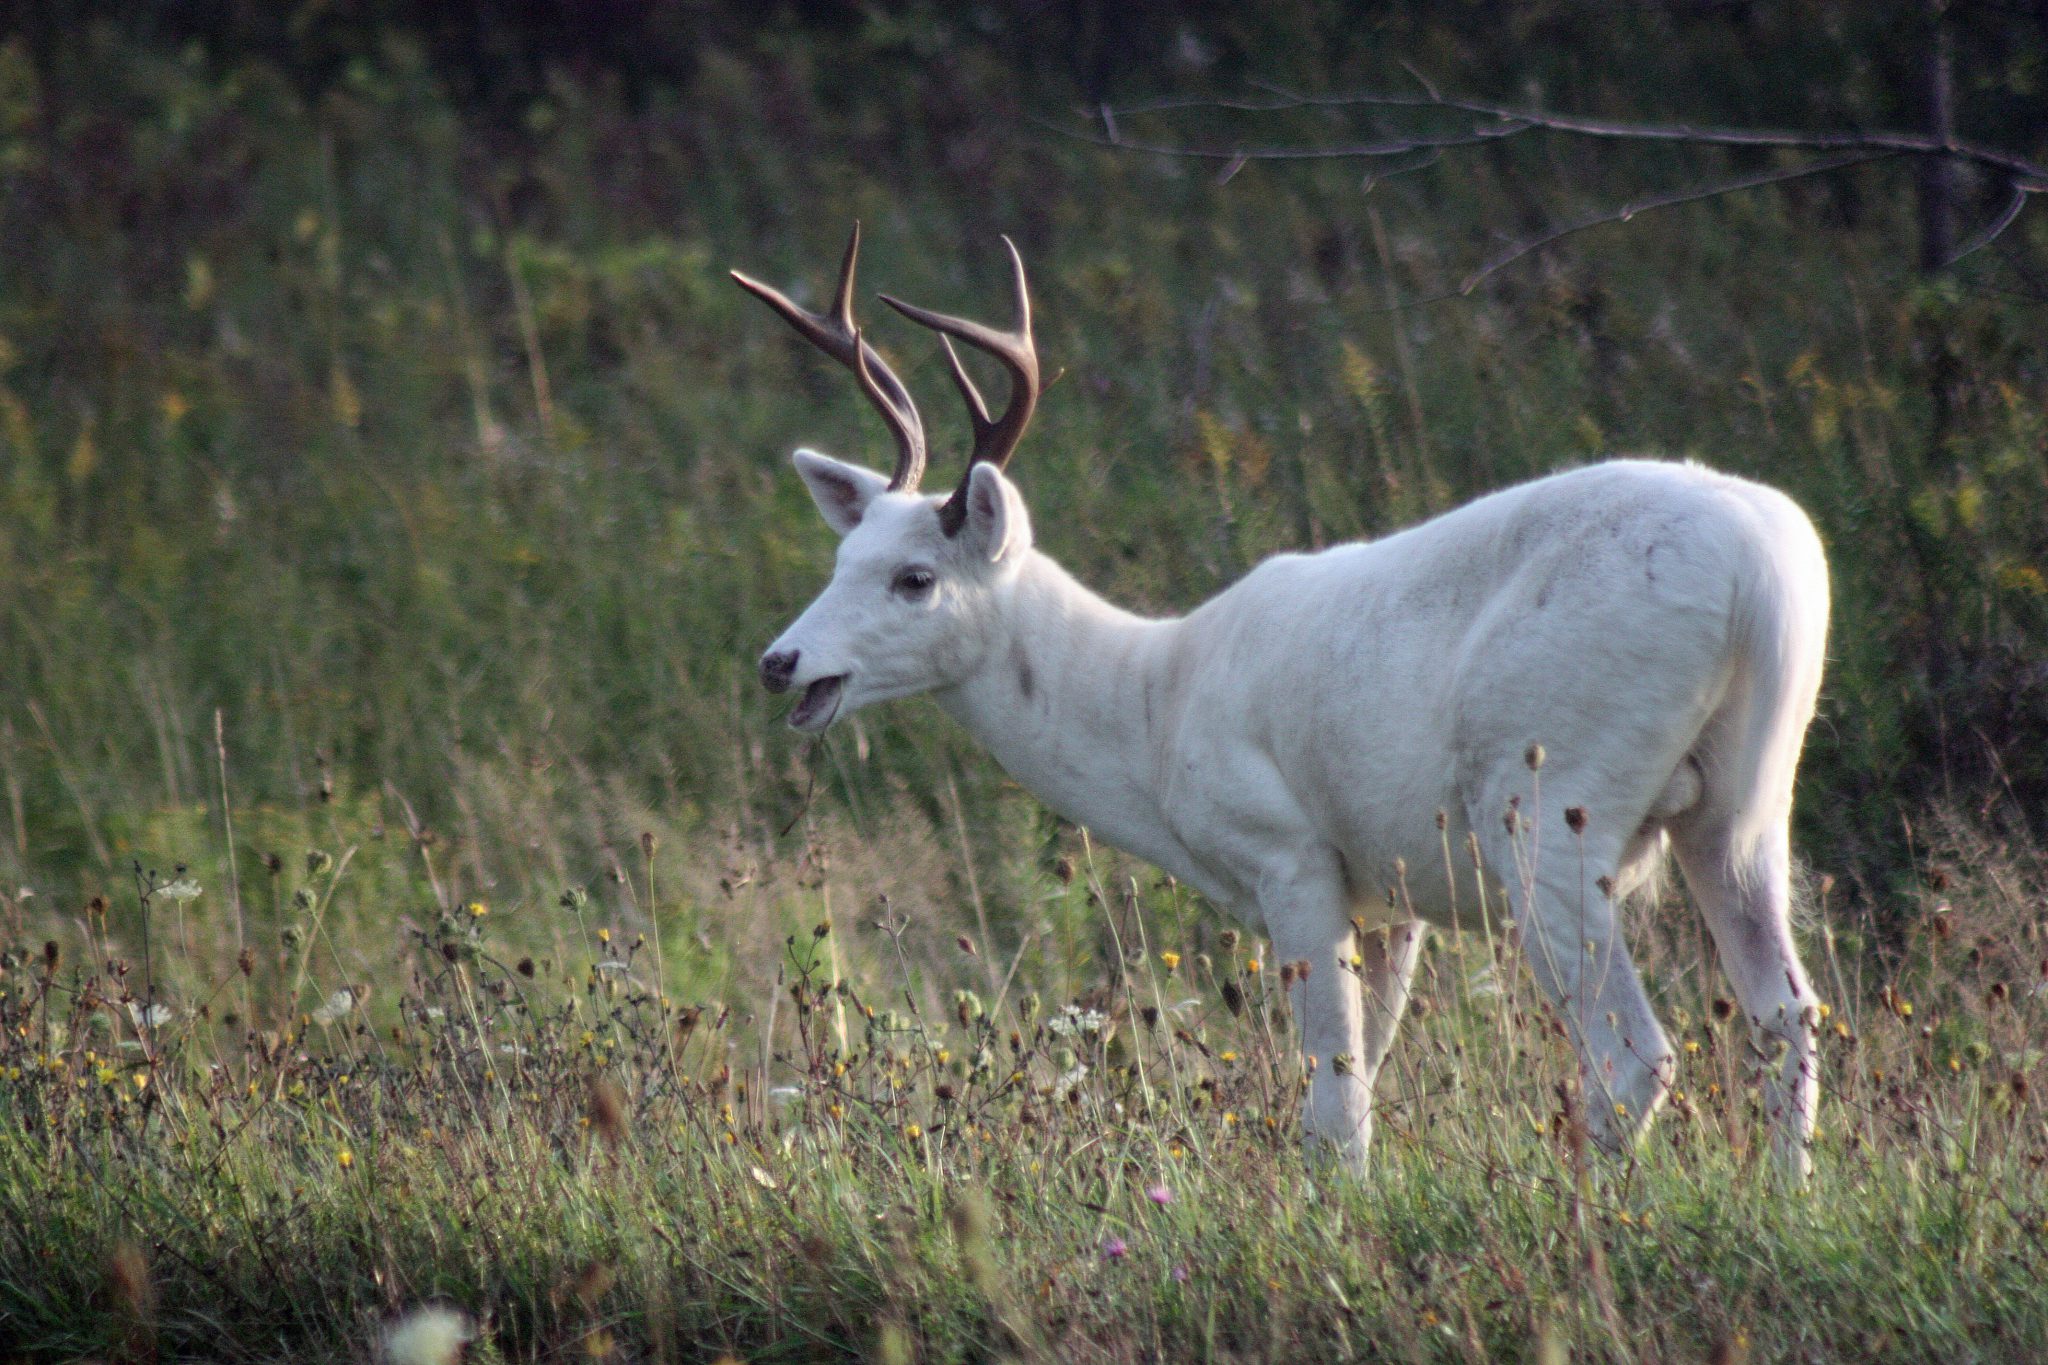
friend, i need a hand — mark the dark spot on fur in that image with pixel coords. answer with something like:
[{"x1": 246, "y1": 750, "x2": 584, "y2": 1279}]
[{"x1": 1011, "y1": 641, "x2": 1035, "y2": 700}]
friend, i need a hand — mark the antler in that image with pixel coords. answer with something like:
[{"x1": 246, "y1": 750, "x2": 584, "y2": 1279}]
[
  {"x1": 730, "y1": 224, "x2": 927, "y2": 492},
  {"x1": 880, "y1": 237, "x2": 1039, "y2": 537}
]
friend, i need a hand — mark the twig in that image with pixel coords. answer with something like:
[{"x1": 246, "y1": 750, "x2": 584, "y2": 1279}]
[
  {"x1": 215, "y1": 709, "x2": 245, "y2": 956},
  {"x1": 1943, "y1": 181, "x2": 2033, "y2": 268},
  {"x1": 1449, "y1": 150, "x2": 1895, "y2": 299}
]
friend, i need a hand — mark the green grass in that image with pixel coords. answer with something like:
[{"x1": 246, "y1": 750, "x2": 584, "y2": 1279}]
[{"x1": 3, "y1": 807, "x2": 2045, "y2": 1362}]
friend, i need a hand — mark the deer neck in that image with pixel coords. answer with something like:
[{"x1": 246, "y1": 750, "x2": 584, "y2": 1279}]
[{"x1": 934, "y1": 550, "x2": 1197, "y2": 879}]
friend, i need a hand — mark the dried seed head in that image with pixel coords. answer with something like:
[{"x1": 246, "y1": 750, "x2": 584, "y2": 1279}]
[
  {"x1": 1219, "y1": 929, "x2": 1240, "y2": 953},
  {"x1": 957, "y1": 934, "x2": 978, "y2": 958},
  {"x1": 1524, "y1": 743, "x2": 1546, "y2": 771},
  {"x1": 104, "y1": 1239, "x2": 153, "y2": 1323},
  {"x1": 1053, "y1": 856, "x2": 1075, "y2": 885},
  {"x1": 563, "y1": 1259, "x2": 616, "y2": 1308},
  {"x1": 1564, "y1": 806, "x2": 1588, "y2": 834},
  {"x1": 587, "y1": 1077, "x2": 628, "y2": 1148}
]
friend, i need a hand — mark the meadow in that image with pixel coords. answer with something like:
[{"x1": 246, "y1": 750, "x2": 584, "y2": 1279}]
[{"x1": 2, "y1": 11, "x2": 2046, "y2": 1361}]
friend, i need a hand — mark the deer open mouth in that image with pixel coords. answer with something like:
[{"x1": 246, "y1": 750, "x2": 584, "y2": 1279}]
[{"x1": 788, "y1": 675, "x2": 846, "y2": 731}]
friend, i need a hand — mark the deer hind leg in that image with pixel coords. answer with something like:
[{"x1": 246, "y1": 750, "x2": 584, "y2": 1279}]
[
  {"x1": 1358, "y1": 920, "x2": 1427, "y2": 1091},
  {"x1": 1258, "y1": 849, "x2": 1374, "y2": 1171},
  {"x1": 1670, "y1": 818, "x2": 1819, "y2": 1180},
  {"x1": 1470, "y1": 811, "x2": 1675, "y2": 1152}
]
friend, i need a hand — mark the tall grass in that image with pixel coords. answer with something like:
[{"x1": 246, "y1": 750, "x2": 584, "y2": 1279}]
[{"x1": 2, "y1": 795, "x2": 2044, "y2": 1362}]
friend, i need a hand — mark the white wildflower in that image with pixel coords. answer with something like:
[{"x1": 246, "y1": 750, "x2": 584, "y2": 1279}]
[
  {"x1": 381, "y1": 1305, "x2": 473, "y2": 1365},
  {"x1": 1045, "y1": 1005, "x2": 1107, "y2": 1039},
  {"x1": 312, "y1": 989, "x2": 356, "y2": 1026}
]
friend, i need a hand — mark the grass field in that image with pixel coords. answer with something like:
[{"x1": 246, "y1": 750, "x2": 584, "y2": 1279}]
[
  {"x1": 4, "y1": 804, "x2": 2046, "y2": 1362},
  {"x1": 2, "y1": 15, "x2": 2047, "y2": 1363}
]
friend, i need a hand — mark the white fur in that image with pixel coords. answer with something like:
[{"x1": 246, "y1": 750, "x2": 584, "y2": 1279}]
[{"x1": 765, "y1": 453, "x2": 1830, "y2": 1175}]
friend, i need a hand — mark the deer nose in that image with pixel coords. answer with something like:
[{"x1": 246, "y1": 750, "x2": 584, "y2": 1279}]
[{"x1": 759, "y1": 649, "x2": 799, "y2": 694}]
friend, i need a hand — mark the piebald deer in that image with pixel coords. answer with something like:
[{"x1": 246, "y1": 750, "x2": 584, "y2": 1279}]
[{"x1": 734, "y1": 228, "x2": 1831, "y2": 1175}]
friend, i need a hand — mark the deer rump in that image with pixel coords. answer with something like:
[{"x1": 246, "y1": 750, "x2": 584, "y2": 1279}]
[{"x1": 1145, "y1": 458, "x2": 1828, "y2": 933}]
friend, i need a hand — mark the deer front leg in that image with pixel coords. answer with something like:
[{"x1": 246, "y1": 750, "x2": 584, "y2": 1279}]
[{"x1": 1258, "y1": 850, "x2": 1374, "y2": 1171}]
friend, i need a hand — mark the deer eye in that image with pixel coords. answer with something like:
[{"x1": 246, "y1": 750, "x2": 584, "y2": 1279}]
[{"x1": 891, "y1": 566, "x2": 936, "y2": 599}]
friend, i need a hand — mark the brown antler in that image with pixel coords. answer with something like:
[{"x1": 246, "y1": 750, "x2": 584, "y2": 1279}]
[
  {"x1": 880, "y1": 237, "x2": 1039, "y2": 537},
  {"x1": 730, "y1": 224, "x2": 927, "y2": 492}
]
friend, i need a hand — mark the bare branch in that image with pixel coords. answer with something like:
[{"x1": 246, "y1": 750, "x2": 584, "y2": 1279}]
[
  {"x1": 1175, "y1": 79, "x2": 2048, "y2": 189},
  {"x1": 1060, "y1": 73, "x2": 2048, "y2": 300},
  {"x1": 1943, "y1": 181, "x2": 2034, "y2": 268},
  {"x1": 1451, "y1": 150, "x2": 1896, "y2": 299},
  {"x1": 1051, "y1": 110, "x2": 1532, "y2": 164}
]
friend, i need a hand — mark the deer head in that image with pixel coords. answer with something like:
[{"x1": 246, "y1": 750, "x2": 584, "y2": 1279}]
[{"x1": 734, "y1": 227, "x2": 1042, "y2": 731}]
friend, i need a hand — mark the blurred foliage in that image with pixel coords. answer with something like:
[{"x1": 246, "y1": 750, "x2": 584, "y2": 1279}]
[{"x1": 0, "y1": 1, "x2": 2043, "y2": 930}]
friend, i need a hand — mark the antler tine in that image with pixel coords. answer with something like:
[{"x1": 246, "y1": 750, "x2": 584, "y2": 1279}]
[
  {"x1": 879, "y1": 236, "x2": 1039, "y2": 536},
  {"x1": 730, "y1": 224, "x2": 928, "y2": 492}
]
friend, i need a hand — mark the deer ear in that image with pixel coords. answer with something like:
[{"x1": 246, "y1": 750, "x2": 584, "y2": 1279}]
[
  {"x1": 960, "y1": 464, "x2": 1033, "y2": 563},
  {"x1": 793, "y1": 449, "x2": 890, "y2": 536}
]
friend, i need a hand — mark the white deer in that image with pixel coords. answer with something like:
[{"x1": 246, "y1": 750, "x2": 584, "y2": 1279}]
[{"x1": 734, "y1": 229, "x2": 1831, "y2": 1175}]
